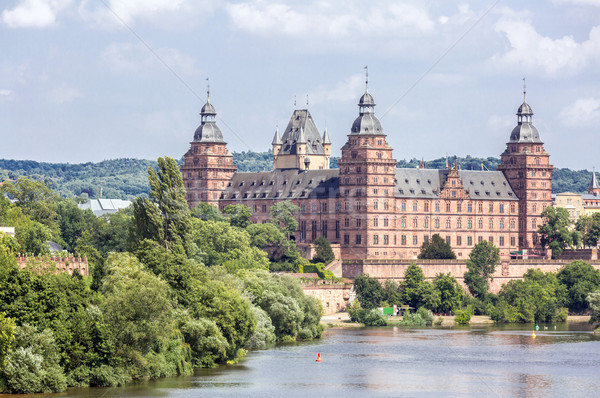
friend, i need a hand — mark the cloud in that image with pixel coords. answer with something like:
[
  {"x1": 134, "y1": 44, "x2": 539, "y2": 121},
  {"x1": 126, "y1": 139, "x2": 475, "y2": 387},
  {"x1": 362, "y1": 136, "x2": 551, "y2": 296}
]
[
  {"x1": 491, "y1": 15, "x2": 600, "y2": 77},
  {"x1": 308, "y1": 74, "x2": 365, "y2": 105},
  {"x1": 225, "y1": 1, "x2": 435, "y2": 39},
  {"x1": 559, "y1": 97, "x2": 600, "y2": 127},
  {"x1": 47, "y1": 85, "x2": 82, "y2": 104},
  {"x1": 0, "y1": 89, "x2": 14, "y2": 96},
  {"x1": 1, "y1": 0, "x2": 71, "y2": 28},
  {"x1": 552, "y1": 0, "x2": 600, "y2": 6},
  {"x1": 101, "y1": 42, "x2": 198, "y2": 76}
]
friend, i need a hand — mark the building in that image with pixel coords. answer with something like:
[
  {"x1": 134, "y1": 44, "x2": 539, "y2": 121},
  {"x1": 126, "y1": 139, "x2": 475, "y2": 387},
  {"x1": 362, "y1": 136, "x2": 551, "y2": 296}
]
[
  {"x1": 554, "y1": 192, "x2": 584, "y2": 226},
  {"x1": 78, "y1": 198, "x2": 132, "y2": 217},
  {"x1": 182, "y1": 80, "x2": 553, "y2": 259}
]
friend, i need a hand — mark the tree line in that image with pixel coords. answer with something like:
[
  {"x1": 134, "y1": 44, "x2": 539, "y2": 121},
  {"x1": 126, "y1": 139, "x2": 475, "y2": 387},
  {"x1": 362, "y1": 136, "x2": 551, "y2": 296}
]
[
  {"x1": 0, "y1": 154, "x2": 593, "y2": 200},
  {"x1": 351, "y1": 234, "x2": 600, "y2": 327},
  {"x1": 0, "y1": 157, "x2": 323, "y2": 394}
]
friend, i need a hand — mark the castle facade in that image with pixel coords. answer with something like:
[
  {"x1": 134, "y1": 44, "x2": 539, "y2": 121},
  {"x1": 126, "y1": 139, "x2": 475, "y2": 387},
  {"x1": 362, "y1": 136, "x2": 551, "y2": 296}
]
[{"x1": 181, "y1": 82, "x2": 553, "y2": 260}]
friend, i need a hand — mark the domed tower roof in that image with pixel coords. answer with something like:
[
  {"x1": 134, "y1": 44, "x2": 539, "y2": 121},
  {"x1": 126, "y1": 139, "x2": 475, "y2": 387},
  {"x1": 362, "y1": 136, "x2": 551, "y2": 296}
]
[
  {"x1": 193, "y1": 88, "x2": 225, "y2": 143},
  {"x1": 509, "y1": 85, "x2": 541, "y2": 144},
  {"x1": 350, "y1": 71, "x2": 383, "y2": 135}
]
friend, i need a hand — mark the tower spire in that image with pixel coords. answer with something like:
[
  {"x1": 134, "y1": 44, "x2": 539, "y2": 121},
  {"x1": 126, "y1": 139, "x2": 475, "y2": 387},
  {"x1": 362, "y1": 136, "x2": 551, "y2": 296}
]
[
  {"x1": 364, "y1": 65, "x2": 369, "y2": 92},
  {"x1": 206, "y1": 77, "x2": 210, "y2": 102},
  {"x1": 523, "y1": 77, "x2": 526, "y2": 102}
]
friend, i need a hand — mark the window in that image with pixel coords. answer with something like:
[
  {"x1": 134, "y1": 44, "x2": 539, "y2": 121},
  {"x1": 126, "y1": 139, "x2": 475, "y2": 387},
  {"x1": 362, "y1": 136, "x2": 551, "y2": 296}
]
[
  {"x1": 312, "y1": 221, "x2": 318, "y2": 240},
  {"x1": 467, "y1": 236, "x2": 473, "y2": 246},
  {"x1": 468, "y1": 203, "x2": 473, "y2": 212},
  {"x1": 344, "y1": 201, "x2": 349, "y2": 211},
  {"x1": 500, "y1": 236, "x2": 504, "y2": 246},
  {"x1": 434, "y1": 218, "x2": 440, "y2": 228},
  {"x1": 401, "y1": 235, "x2": 407, "y2": 245},
  {"x1": 478, "y1": 218, "x2": 483, "y2": 229},
  {"x1": 356, "y1": 218, "x2": 362, "y2": 228},
  {"x1": 446, "y1": 236, "x2": 451, "y2": 245},
  {"x1": 373, "y1": 201, "x2": 378, "y2": 210},
  {"x1": 510, "y1": 204, "x2": 516, "y2": 213},
  {"x1": 424, "y1": 235, "x2": 429, "y2": 243},
  {"x1": 489, "y1": 219, "x2": 494, "y2": 229},
  {"x1": 446, "y1": 218, "x2": 451, "y2": 228},
  {"x1": 468, "y1": 218, "x2": 473, "y2": 229},
  {"x1": 532, "y1": 219, "x2": 537, "y2": 229},
  {"x1": 262, "y1": 204, "x2": 267, "y2": 213},
  {"x1": 321, "y1": 202, "x2": 327, "y2": 212},
  {"x1": 510, "y1": 220, "x2": 516, "y2": 229},
  {"x1": 413, "y1": 235, "x2": 418, "y2": 245},
  {"x1": 301, "y1": 221, "x2": 306, "y2": 240},
  {"x1": 335, "y1": 221, "x2": 340, "y2": 239},
  {"x1": 383, "y1": 218, "x2": 389, "y2": 227},
  {"x1": 489, "y1": 203, "x2": 493, "y2": 212},
  {"x1": 335, "y1": 202, "x2": 340, "y2": 211},
  {"x1": 373, "y1": 235, "x2": 379, "y2": 245},
  {"x1": 457, "y1": 203, "x2": 462, "y2": 213},
  {"x1": 355, "y1": 235, "x2": 362, "y2": 245},
  {"x1": 489, "y1": 236, "x2": 494, "y2": 244},
  {"x1": 533, "y1": 204, "x2": 537, "y2": 213},
  {"x1": 373, "y1": 218, "x2": 378, "y2": 227},
  {"x1": 500, "y1": 219, "x2": 505, "y2": 229},
  {"x1": 322, "y1": 221, "x2": 328, "y2": 238},
  {"x1": 457, "y1": 218, "x2": 462, "y2": 229},
  {"x1": 424, "y1": 202, "x2": 429, "y2": 212},
  {"x1": 413, "y1": 218, "x2": 418, "y2": 228},
  {"x1": 401, "y1": 217, "x2": 407, "y2": 228},
  {"x1": 384, "y1": 202, "x2": 389, "y2": 210},
  {"x1": 478, "y1": 236, "x2": 483, "y2": 243},
  {"x1": 446, "y1": 203, "x2": 451, "y2": 212},
  {"x1": 500, "y1": 204, "x2": 504, "y2": 213},
  {"x1": 457, "y1": 236, "x2": 462, "y2": 246},
  {"x1": 356, "y1": 201, "x2": 362, "y2": 211},
  {"x1": 413, "y1": 201, "x2": 418, "y2": 211},
  {"x1": 344, "y1": 234, "x2": 350, "y2": 245},
  {"x1": 402, "y1": 201, "x2": 406, "y2": 211},
  {"x1": 435, "y1": 202, "x2": 440, "y2": 212},
  {"x1": 424, "y1": 218, "x2": 429, "y2": 228},
  {"x1": 478, "y1": 203, "x2": 483, "y2": 213},
  {"x1": 384, "y1": 235, "x2": 389, "y2": 245}
]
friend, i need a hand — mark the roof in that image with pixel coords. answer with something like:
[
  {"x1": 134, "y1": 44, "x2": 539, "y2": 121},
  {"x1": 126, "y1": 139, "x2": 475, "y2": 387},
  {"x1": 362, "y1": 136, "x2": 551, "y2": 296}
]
[
  {"x1": 279, "y1": 109, "x2": 325, "y2": 156},
  {"x1": 78, "y1": 199, "x2": 132, "y2": 217},
  {"x1": 351, "y1": 89, "x2": 384, "y2": 135},
  {"x1": 509, "y1": 99, "x2": 542, "y2": 143},
  {"x1": 193, "y1": 99, "x2": 225, "y2": 143},
  {"x1": 394, "y1": 169, "x2": 518, "y2": 201},
  {"x1": 589, "y1": 171, "x2": 599, "y2": 190},
  {"x1": 221, "y1": 169, "x2": 339, "y2": 201}
]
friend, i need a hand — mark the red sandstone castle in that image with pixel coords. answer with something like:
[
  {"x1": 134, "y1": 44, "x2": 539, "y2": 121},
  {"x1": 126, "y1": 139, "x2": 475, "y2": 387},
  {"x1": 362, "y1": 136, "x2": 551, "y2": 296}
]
[{"x1": 181, "y1": 81, "x2": 553, "y2": 260}]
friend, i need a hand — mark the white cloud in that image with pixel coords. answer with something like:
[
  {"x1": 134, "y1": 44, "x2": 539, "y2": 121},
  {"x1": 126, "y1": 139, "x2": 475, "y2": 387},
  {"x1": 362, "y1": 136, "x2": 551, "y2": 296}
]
[
  {"x1": 552, "y1": 0, "x2": 600, "y2": 6},
  {"x1": 309, "y1": 74, "x2": 365, "y2": 105},
  {"x1": 559, "y1": 97, "x2": 600, "y2": 127},
  {"x1": 491, "y1": 15, "x2": 600, "y2": 77},
  {"x1": 101, "y1": 42, "x2": 198, "y2": 76},
  {"x1": 0, "y1": 89, "x2": 14, "y2": 96},
  {"x1": 47, "y1": 85, "x2": 82, "y2": 104},
  {"x1": 1, "y1": 0, "x2": 71, "y2": 28},
  {"x1": 225, "y1": 1, "x2": 435, "y2": 38}
]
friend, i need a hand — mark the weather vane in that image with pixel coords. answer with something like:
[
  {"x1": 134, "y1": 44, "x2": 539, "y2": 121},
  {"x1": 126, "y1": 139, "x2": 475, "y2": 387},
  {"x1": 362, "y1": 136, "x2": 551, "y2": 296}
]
[
  {"x1": 206, "y1": 77, "x2": 210, "y2": 101},
  {"x1": 364, "y1": 65, "x2": 369, "y2": 89}
]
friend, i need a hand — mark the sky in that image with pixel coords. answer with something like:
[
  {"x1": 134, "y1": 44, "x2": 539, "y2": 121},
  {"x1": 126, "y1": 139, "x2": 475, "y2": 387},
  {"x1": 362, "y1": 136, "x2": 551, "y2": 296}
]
[{"x1": 1, "y1": 0, "x2": 599, "y2": 170}]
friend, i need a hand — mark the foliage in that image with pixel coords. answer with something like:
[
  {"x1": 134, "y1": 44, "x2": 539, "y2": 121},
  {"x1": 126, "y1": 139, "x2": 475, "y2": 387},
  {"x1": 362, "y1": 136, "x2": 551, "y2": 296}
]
[
  {"x1": 399, "y1": 264, "x2": 440, "y2": 310},
  {"x1": 354, "y1": 273, "x2": 386, "y2": 310},
  {"x1": 400, "y1": 307, "x2": 434, "y2": 326},
  {"x1": 347, "y1": 301, "x2": 387, "y2": 326},
  {"x1": 1, "y1": 324, "x2": 66, "y2": 393},
  {"x1": 0, "y1": 313, "x2": 15, "y2": 370},
  {"x1": 303, "y1": 263, "x2": 335, "y2": 279},
  {"x1": 538, "y1": 206, "x2": 574, "y2": 258},
  {"x1": 587, "y1": 291, "x2": 600, "y2": 325},
  {"x1": 433, "y1": 273, "x2": 464, "y2": 314},
  {"x1": 454, "y1": 308, "x2": 473, "y2": 325},
  {"x1": 191, "y1": 203, "x2": 225, "y2": 222},
  {"x1": 223, "y1": 204, "x2": 252, "y2": 228},
  {"x1": 418, "y1": 234, "x2": 456, "y2": 259},
  {"x1": 575, "y1": 213, "x2": 600, "y2": 248},
  {"x1": 312, "y1": 236, "x2": 335, "y2": 264},
  {"x1": 557, "y1": 261, "x2": 600, "y2": 312},
  {"x1": 269, "y1": 201, "x2": 299, "y2": 239},
  {"x1": 464, "y1": 241, "x2": 500, "y2": 298}
]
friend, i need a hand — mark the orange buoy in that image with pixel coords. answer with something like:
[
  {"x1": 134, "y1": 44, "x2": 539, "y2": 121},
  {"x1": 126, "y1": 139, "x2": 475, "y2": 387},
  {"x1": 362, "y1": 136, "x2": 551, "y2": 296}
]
[{"x1": 316, "y1": 353, "x2": 322, "y2": 362}]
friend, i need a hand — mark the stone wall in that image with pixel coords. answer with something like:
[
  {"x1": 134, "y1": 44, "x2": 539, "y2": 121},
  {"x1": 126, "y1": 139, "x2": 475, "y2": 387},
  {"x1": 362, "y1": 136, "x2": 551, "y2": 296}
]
[
  {"x1": 16, "y1": 255, "x2": 89, "y2": 277},
  {"x1": 302, "y1": 280, "x2": 354, "y2": 315},
  {"x1": 342, "y1": 258, "x2": 600, "y2": 294}
]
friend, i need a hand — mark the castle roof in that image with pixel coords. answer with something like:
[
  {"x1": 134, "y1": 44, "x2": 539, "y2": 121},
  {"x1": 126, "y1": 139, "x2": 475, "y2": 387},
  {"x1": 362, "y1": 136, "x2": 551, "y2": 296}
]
[
  {"x1": 350, "y1": 86, "x2": 383, "y2": 135},
  {"x1": 279, "y1": 109, "x2": 326, "y2": 156},
  {"x1": 509, "y1": 90, "x2": 542, "y2": 144},
  {"x1": 589, "y1": 170, "x2": 599, "y2": 191},
  {"x1": 193, "y1": 96, "x2": 225, "y2": 143}
]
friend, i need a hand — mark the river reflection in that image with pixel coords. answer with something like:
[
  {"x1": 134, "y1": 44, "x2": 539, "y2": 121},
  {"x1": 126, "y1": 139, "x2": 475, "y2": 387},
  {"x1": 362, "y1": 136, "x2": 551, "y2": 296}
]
[{"x1": 19, "y1": 323, "x2": 600, "y2": 398}]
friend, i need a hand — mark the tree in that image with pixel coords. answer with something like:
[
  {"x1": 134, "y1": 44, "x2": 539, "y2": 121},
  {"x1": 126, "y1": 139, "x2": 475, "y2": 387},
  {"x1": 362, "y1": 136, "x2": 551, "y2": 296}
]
[
  {"x1": 557, "y1": 260, "x2": 600, "y2": 312},
  {"x1": 433, "y1": 273, "x2": 464, "y2": 313},
  {"x1": 223, "y1": 204, "x2": 252, "y2": 228},
  {"x1": 133, "y1": 157, "x2": 193, "y2": 254},
  {"x1": 576, "y1": 213, "x2": 600, "y2": 248},
  {"x1": 353, "y1": 274, "x2": 386, "y2": 310},
  {"x1": 399, "y1": 264, "x2": 440, "y2": 310},
  {"x1": 192, "y1": 202, "x2": 225, "y2": 222},
  {"x1": 56, "y1": 199, "x2": 97, "y2": 252},
  {"x1": 0, "y1": 312, "x2": 15, "y2": 370},
  {"x1": 0, "y1": 178, "x2": 59, "y2": 232},
  {"x1": 418, "y1": 234, "x2": 456, "y2": 259},
  {"x1": 538, "y1": 206, "x2": 573, "y2": 258},
  {"x1": 464, "y1": 240, "x2": 499, "y2": 298},
  {"x1": 269, "y1": 201, "x2": 299, "y2": 239},
  {"x1": 312, "y1": 236, "x2": 335, "y2": 264},
  {"x1": 587, "y1": 291, "x2": 600, "y2": 325}
]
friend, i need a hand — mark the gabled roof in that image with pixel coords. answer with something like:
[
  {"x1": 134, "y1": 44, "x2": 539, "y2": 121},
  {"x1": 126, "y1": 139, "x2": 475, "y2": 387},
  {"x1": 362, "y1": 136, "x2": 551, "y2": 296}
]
[{"x1": 279, "y1": 110, "x2": 325, "y2": 156}]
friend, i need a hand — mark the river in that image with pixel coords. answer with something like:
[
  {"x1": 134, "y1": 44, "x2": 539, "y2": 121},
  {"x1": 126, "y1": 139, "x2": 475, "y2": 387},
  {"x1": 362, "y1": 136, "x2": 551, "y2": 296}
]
[{"x1": 23, "y1": 322, "x2": 600, "y2": 397}]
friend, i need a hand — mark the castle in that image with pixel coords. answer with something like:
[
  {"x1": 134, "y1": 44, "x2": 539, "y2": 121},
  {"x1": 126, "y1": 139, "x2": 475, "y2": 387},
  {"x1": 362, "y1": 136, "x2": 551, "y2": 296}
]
[{"x1": 180, "y1": 79, "x2": 553, "y2": 260}]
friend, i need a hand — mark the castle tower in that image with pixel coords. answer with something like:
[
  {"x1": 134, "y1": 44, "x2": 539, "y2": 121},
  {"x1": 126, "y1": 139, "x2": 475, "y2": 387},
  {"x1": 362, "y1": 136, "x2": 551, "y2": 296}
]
[
  {"x1": 588, "y1": 170, "x2": 600, "y2": 196},
  {"x1": 497, "y1": 85, "x2": 553, "y2": 254},
  {"x1": 181, "y1": 89, "x2": 236, "y2": 208},
  {"x1": 273, "y1": 108, "x2": 330, "y2": 170},
  {"x1": 337, "y1": 73, "x2": 397, "y2": 260}
]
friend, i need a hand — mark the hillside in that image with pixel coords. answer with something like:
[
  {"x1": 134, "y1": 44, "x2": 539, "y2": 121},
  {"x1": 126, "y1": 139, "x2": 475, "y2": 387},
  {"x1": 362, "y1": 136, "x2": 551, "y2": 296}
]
[{"x1": 0, "y1": 153, "x2": 593, "y2": 199}]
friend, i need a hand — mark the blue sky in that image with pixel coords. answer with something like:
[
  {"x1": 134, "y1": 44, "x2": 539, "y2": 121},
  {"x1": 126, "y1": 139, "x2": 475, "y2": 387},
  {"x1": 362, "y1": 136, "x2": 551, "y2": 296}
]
[{"x1": 1, "y1": 0, "x2": 599, "y2": 170}]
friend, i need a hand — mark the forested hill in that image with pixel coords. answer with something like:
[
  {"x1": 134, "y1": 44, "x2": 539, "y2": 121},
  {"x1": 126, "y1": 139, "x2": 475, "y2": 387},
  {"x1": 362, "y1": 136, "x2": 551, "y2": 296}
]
[{"x1": 0, "y1": 153, "x2": 592, "y2": 199}]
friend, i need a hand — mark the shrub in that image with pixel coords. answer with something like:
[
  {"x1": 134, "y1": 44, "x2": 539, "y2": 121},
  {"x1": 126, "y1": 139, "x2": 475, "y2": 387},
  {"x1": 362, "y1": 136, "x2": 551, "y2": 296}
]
[
  {"x1": 454, "y1": 309, "x2": 473, "y2": 325},
  {"x1": 555, "y1": 307, "x2": 568, "y2": 322}
]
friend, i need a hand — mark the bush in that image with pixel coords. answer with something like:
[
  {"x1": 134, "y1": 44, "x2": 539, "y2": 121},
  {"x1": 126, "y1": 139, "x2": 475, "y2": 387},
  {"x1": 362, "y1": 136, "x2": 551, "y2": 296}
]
[
  {"x1": 454, "y1": 308, "x2": 473, "y2": 325},
  {"x1": 348, "y1": 301, "x2": 387, "y2": 326},
  {"x1": 555, "y1": 307, "x2": 568, "y2": 322}
]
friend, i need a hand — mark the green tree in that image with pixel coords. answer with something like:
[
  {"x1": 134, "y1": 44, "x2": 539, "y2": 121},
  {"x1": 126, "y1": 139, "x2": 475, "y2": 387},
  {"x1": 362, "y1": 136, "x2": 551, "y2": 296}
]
[
  {"x1": 557, "y1": 260, "x2": 600, "y2": 312},
  {"x1": 223, "y1": 204, "x2": 252, "y2": 228},
  {"x1": 192, "y1": 202, "x2": 225, "y2": 222},
  {"x1": 587, "y1": 291, "x2": 600, "y2": 325},
  {"x1": 576, "y1": 213, "x2": 600, "y2": 248},
  {"x1": 418, "y1": 234, "x2": 456, "y2": 259},
  {"x1": 538, "y1": 206, "x2": 573, "y2": 258},
  {"x1": 353, "y1": 273, "x2": 386, "y2": 310},
  {"x1": 133, "y1": 157, "x2": 192, "y2": 254},
  {"x1": 399, "y1": 264, "x2": 440, "y2": 310},
  {"x1": 0, "y1": 178, "x2": 59, "y2": 233},
  {"x1": 269, "y1": 201, "x2": 299, "y2": 239},
  {"x1": 433, "y1": 273, "x2": 464, "y2": 313},
  {"x1": 0, "y1": 312, "x2": 15, "y2": 370},
  {"x1": 56, "y1": 199, "x2": 97, "y2": 252},
  {"x1": 312, "y1": 236, "x2": 335, "y2": 264},
  {"x1": 464, "y1": 240, "x2": 499, "y2": 298}
]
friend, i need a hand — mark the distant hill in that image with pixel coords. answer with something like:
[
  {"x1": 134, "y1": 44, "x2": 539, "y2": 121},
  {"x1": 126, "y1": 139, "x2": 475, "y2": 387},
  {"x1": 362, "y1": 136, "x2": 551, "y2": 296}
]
[{"x1": 0, "y1": 153, "x2": 593, "y2": 199}]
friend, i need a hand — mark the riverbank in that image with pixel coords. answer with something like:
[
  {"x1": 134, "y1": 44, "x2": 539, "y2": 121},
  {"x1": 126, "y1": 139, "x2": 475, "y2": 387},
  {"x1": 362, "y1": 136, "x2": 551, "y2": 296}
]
[{"x1": 321, "y1": 313, "x2": 592, "y2": 327}]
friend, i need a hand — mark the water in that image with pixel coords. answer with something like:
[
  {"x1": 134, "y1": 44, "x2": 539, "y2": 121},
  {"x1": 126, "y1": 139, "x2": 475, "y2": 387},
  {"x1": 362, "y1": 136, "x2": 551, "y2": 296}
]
[{"x1": 17, "y1": 323, "x2": 600, "y2": 397}]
